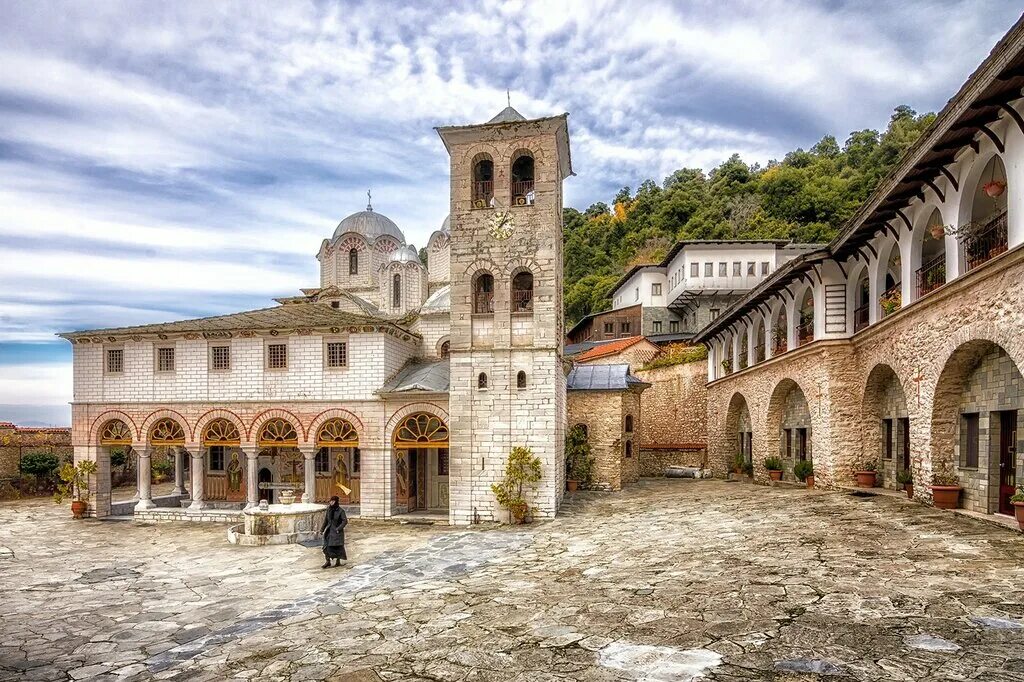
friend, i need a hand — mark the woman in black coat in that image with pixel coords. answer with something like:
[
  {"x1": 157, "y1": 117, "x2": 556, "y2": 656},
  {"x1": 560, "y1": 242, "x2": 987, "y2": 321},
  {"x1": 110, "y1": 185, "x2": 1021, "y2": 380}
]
[{"x1": 321, "y1": 496, "x2": 348, "y2": 568}]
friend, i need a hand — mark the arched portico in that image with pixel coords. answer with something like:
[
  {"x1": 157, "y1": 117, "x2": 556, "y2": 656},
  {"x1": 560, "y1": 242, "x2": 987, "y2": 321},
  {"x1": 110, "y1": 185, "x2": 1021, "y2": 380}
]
[
  {"x1": 765, "y1": 378, "x2": 812, "y2": 483},
  {"x1": 861, "y1": 363, "x2": 910, "y2": 491},
  {"x1": 724, "y1": 393, "x2": 753, "y2": 477},
  {"x1": 390, "y1": 412, "x2": 450, "y2": 515}
]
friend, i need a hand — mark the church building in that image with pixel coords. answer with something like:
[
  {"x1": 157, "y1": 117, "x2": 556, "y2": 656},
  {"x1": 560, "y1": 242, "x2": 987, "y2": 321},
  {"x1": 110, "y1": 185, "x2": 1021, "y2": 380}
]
[{"x1": 60, "y1": 107, "x2": 573, "y2": 525}]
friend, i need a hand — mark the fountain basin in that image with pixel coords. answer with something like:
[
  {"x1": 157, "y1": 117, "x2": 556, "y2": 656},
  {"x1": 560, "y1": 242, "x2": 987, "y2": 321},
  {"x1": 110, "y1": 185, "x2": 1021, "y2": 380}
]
[{"x1": 227, "y1": 502, "x2": 327, "y2": 546}]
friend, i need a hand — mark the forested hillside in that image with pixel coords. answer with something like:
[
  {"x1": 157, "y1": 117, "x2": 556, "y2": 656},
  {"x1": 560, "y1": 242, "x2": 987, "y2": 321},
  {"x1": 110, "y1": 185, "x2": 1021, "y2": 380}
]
[{"x1": 563, "y1": 106, "x2": 936, "y2": 325}]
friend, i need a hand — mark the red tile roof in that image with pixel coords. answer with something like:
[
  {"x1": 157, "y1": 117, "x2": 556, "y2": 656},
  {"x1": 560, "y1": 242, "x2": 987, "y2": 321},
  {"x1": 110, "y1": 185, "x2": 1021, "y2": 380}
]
[{"x1": 576, "y1": 336, "x2": 649, "y2": 362}]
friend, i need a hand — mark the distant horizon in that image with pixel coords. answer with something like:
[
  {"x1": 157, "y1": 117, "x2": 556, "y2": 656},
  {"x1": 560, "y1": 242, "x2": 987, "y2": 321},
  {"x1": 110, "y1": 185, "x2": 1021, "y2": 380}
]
[{"x1": 1, "y1": 1, "x2": 1020, "y2": 426}]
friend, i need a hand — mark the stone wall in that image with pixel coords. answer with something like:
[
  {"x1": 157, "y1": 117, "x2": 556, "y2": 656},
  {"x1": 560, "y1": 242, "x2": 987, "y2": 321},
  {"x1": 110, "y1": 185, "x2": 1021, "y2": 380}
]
[
  {"x1": 637, "y1": 446, "x2": 707, "y2": 477},
  {"x1": 0, "y1": 424, "x2": 73, "y2": 481},
  {"x1": 634, "y1": 359, "x2": 707, "y2": 448},
  {"x1": 567, "y1": 388, "x2": 642, "y2": 491}
]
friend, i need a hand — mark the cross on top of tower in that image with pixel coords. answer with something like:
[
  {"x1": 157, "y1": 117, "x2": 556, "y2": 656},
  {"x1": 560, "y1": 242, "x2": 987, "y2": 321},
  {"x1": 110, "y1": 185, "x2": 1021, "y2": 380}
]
[{"x1": 366, "y1": 189, "x2": 373, "y2": 212}]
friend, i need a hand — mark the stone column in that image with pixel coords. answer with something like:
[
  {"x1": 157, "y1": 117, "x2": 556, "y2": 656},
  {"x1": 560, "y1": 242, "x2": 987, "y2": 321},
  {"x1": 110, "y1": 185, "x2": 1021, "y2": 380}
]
[
  {"x1": 134, "y1": 448, "x2": 156, "y2": 511},
  {"x1": 128, "y1": 446, "x2": 140, "y2": 503},
  {"x1": 171, "y1": 447, "x2": 186, "y2": 495},
  {"x1": 300, "y1": 446, "x2": 317, "y2": 504},
  {"x1": 189, "y1": 448, "x2": 207, "y2": 511},
  {"x1": 245, "y1": 447, "x2": 259, "y2": 508}
]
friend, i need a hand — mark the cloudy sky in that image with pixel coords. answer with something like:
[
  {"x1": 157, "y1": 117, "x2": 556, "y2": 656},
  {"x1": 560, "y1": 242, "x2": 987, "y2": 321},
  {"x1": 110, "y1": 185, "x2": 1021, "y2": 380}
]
[{"x1": 0, "y1": 1, "x2": 1019, "y2": 425}]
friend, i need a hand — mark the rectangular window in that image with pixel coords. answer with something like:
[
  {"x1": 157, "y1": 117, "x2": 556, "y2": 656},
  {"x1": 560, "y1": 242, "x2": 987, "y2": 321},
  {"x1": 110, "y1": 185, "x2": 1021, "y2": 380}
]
[
  {"x1": 315, "y1": 449, "x2": 330, "y2": 474},
  {"x1": 961, "y1": 413, "x2": 980, "y2": 468},
  {"x1": 747, "y1": 262, "x2": 755, "y2": 275},
  {"x1": 883, "y1": 419, "x2": 893, "y2": 459},
  {"x1": 732, "y1": 262, "x2": 741, "y2": 276},
  {"x1": 105, "y1": 348, "x2": 124, "y2": 374},
  {"x1": 652, "y1": 320, "x2": 662, "y2": 333},
  {"x1": 710, "y1": 308, "x2": 720, "y2": 320},
  {"x1": 326, "y1": 341, "x2": 347, "y2": 369},
  {"x1": 621, "y1": 321, "x2": 631, "y2": 334},
  {"x1": 797, "y1": 428, "x2": 808, "y2": 461},
  {"x1": 208, "y1": 446, "x2": 225, "y2": 472},
  {"x1": 670, "y1": 320, "x2": 679, "y2": 333},
  {"x1": 704, "y1": 262, "x2": 713, "y2": 277},
  {"x1": 651, "y1": 283, "x2": 662, "y2": 296},
  {"x1": 438, "y1": 448, "x2": 450, "y2": 476},
  {"x1": 718, "y1": 262, "x2": 727, "y2": 277},
  {"x1": 690, "y1": 262, "x2": 699, "y2": 277},
  {"x1": 761, "y1": 261, "x2": 770, "y2": 275},
  {"x1": 267, "y1": 343, "x2": 288, "y2": 370},
  {"x1": 603, "y1": 321, "x2": 614, "y2": 334},
  {"x1": 783, "y1": 428, "x2": 792, "y2": 458},
  {"x1": 210, "y1": 345, "x2": 230, "y2": 371},
  {"x1": 155, "y1": 346, "x2": 175, "y2": 373}
]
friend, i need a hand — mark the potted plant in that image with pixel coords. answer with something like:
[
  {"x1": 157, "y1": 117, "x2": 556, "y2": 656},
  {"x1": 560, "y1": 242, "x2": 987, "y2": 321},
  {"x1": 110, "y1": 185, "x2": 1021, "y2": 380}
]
[
  {"x1": 983, "y1": 179, "x2": 1006, "y2": 198},
  {"x1": 896, "y1": 469, "x2": 914, "y2": 499},
  {"x1": 930, "y1": 470, "x2": 961, "y2": 509},
  {"x1": 928, "y1": 222, "x2": 946, "y2": 241},
  {"x1": 53, "y1": 460, "x2": 98, "y2": 519},
  {"x1": 743, "y1": 461, "x2": 754, "y2": 478},
  {"x1": 721, "y1": 357, "x2": 733, "y2": 374},
  {"x1": 1011, "y1": 485, "x2": 1024, "y2": 530},
  {"x1": 764, "y1": 457, "x2": 784, "y2": 481},
  {"x1": 793, "y1": 459, "x2": 814, "y2": 488},
  {"x1": 880, "y1": 288, "x2": 901, "y2": 315},
  {"x1": 565, "y1": 425, "x2": 594, "y2": 492},
  {"x1": 855, "y1": 461, "x2": 877, "y2": 487},
  {"x1": 492, "y1": 446, "x2": 542, "y2": 524}
]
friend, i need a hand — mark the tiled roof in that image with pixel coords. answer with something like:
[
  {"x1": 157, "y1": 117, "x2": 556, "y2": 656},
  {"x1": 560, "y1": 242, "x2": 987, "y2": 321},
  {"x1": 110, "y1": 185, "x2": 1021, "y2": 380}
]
[
  {"x1": 566, "y1": 364, "x2": 649, "y2": 391},
  {"x1": 58, "y1": 302, "x2": 414, "y2": 339},
  {"x1": 576, "y1": 336, "x2": 649, "y2": 362},
  {"x1": 379, "y1": 359, "x2": 449, "y2": 394}
]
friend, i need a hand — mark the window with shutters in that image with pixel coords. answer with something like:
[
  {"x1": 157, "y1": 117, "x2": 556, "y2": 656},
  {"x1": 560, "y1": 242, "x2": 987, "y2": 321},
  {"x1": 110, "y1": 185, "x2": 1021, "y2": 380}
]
[{"x1": 961, "y1": 413, "x2": 980, "y2": 468}]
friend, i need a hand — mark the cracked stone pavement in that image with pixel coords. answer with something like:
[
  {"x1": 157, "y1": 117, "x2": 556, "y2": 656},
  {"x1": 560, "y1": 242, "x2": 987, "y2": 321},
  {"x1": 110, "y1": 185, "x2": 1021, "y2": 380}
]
[{"x1": 2, "y1": 480, "x2": 1024, "y2": 681}]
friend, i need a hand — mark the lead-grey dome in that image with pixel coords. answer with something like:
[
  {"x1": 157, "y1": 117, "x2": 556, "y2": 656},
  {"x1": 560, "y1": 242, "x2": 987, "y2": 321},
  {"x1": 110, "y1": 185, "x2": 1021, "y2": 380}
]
[
  {"x1": 333, "y1": 208, "x2": 404, "y2": 243},
  {"x1": 389, "y1": 245, "x2": 420, "y2": 264}
]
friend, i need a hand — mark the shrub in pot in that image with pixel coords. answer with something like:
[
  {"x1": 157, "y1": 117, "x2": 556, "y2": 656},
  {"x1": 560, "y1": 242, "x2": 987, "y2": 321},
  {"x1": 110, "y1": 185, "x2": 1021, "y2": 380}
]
[
  {"x1": 564, "y1": 425, "x2": 594, "y2": 492},
  {"x1": 1010, "y1": 485, "x2": 1024, "y2": 530},
  {"x1": 793, "y1": 460, "x2": 814, "y2": 488},
  {"x1": 930, "y1": 471, "x2": 961, "y2": 510},
  {"x1": 855, "y1": 461, "x2": 878, "y2": 488},
  {"x1": 732, "y1": 452, "x2": 745, "y2": 478},
  {"x1": 53, "y1": 460, "x2": 98, "y2": 519},
  {"x1": 492, "y1": 446, "x2": 542, "y2": 524},
  {"x1": 763, "y1": 457, "x2": 784, "y2": 481},
  {"x1": 896, "y1": 469, "x2": 914, "y2": 499},
  {"x1": 742, "y1": 461, "x2": 754, "y2": 478}
]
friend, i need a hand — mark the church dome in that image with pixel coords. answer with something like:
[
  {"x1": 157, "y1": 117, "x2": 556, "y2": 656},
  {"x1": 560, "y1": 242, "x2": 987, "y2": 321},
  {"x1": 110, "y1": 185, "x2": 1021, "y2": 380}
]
[
  {"x1": 389, "y1": 245, "x2": 420, "y2": 264},
  {"x1": 333, "y1": 205, "x2": 404, "y2": 243}
]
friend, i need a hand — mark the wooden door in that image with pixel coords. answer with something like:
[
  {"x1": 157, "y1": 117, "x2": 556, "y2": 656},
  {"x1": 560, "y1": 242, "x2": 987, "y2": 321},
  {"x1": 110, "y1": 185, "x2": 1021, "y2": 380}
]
[
  {"x1": 998, "y1": 411, "x2": 1017, "y2": 515},
  {"x1": 407, "y1": 449, "x2": 420, "y2": 511},
  {"x1": 258, "y1": 468, "x2": 273, "y2": 504},
  {"x1": 900, "y1": 418, "x2": 911, "y2": 471},
  {"x1": 428, "y1": 448, "x2": 450, "y2": 510},
  {"x1": 416, "y1": 451, "x2": 427, "y2": 511}
]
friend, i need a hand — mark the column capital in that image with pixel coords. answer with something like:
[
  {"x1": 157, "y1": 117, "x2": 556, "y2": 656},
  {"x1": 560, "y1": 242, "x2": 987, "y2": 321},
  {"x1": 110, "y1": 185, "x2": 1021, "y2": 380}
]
[{"x1": 298, "y1": 445, "x2": 318, "y2": 460}]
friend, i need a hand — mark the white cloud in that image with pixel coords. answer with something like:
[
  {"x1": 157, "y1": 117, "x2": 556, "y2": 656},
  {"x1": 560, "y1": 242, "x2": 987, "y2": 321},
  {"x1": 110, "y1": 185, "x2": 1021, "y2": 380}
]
[{"x1": 0, "y1": 362, "x2": 72, "y2": 407}]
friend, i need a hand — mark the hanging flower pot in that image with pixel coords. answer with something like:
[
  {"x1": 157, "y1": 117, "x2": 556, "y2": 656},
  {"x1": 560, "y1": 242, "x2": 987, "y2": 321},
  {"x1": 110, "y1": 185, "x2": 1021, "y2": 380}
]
[
  {"x1": 928, "y1": 223, "x2": 945, "y2": 241},
  {"x1": 983, "y1": 180, "x2": 1006, "y2": 198}
]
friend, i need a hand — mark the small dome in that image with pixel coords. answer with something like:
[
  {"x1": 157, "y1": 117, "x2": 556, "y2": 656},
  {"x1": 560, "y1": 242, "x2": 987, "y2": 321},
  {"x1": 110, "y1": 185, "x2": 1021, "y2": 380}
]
[
  {"x1": 389, "y1": 245, "x2": 420, "y2": 264},
  {"x1": 333, "y1": 207, "x2": 404, "y2": 243}
]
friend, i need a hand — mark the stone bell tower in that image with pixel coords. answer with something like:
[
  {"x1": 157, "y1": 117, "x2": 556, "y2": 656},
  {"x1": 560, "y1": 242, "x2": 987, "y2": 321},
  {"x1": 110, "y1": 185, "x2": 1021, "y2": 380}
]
[{"x1": 436, "y1": 107, "x2": 573, "y2": 524}]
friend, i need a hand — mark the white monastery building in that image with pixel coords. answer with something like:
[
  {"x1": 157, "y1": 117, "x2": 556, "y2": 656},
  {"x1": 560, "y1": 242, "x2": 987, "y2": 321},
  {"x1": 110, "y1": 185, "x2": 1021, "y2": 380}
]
[{"x1": 61, "y1": 106, "x2": 575, "y2": 525}]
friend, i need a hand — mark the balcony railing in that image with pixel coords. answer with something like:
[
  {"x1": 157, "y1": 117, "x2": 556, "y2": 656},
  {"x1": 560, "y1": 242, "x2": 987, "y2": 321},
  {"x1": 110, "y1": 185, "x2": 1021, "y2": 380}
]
[
  {"x1": 511, "y1": 180, "x2": 535, "y2": 205},
  {"x1": 797, "y1": 320, "x2": 813, "y2": 346},
  {"x1": 754, "y1": 343, "x2": 765, "y2": 364},
  {"x1": 915, "y1": 253, "x2": 946, "y2": 298},
  {"x1": 880, "y1": 282, "x2": 901, "y2": 318},
  {"x1": 512, "y1": 289, "x2": 533, "y2": 312},
  {"x1": 472, "y1": 181, "x2": 493, "y2": 207},
  {"x1": 772, "y1": 333, "x2": 787, "y2": 356},
  {"x1": 853, "y1": 303, "x2": 869, "y2": 332},
  {"x1": 964, "y1": 209, "x2": 1008, "y2": 272},
  {"x1": 738, "y1": 347, "x2": 748, "y2": 370},
  {"x1": 473, "y1": 292, "x2": 494, "y2": 314}
]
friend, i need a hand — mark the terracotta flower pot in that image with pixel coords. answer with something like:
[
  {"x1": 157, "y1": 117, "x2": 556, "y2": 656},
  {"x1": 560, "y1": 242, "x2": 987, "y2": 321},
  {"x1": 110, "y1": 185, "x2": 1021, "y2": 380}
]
[
  {"x1": 1013, "y1": 501, "x2": 1024, "y2": 530},
  {"x1": 931, "y1": 485, "x2": 961, "y2": 510},
  {"x1": 567, "y1": 479, "x2": 578, "y2": 492},
  {"x1": 984, "y1": 180, "x2": 1006, "y2": 198},
  {"x1": 805, "y1": 475, "x2": 815, "y2": 489},
  {"x1": 905, "y1": 483, "x2": 914, "y2": 500},
  {"x1": 70, "y1": 500, "x2": 87, "y2": 519},
  {"x1": 855, "y1": 471, "x2": 876, "y2": 488},
  {"x1": 768, "y1": 470, "x2": 783, "y2": 481}
]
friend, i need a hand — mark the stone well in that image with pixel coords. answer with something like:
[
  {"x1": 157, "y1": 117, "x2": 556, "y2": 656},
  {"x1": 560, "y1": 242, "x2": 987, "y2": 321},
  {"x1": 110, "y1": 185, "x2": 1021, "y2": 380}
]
[{"x1": 227, "y1": 502, "x2": 326, "y2": 547}]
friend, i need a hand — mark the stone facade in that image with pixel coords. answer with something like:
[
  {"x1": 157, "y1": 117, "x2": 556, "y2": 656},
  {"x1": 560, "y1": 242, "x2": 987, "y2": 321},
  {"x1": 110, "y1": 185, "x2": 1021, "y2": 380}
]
[
  {"x1": 630, "y1": 360, "x2": 708, "y2": 476},
  {"x1": 0, "y1": 423, "x2": 73, "y2": 481},
  {"x1": 567, "y1": 389, "x2": 642, "y2": 491}
]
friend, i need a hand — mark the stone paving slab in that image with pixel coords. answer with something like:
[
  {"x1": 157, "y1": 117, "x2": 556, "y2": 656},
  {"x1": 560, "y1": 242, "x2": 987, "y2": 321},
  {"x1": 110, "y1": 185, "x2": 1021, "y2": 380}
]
[{"x1": 2, "y1": 480, "x2": 1024, "y2": 680}]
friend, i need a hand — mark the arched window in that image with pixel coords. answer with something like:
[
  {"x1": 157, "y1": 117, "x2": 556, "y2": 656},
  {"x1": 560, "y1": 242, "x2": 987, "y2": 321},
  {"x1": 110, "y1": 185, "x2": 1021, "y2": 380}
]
[
  {"x1": 349, "y1": 248, "x2": 359, "y2": 275},
  {"x1": 472, "y1": 154, "x2": 494, "y2": 208},
  {"x1": 854, "y1": 271, "x2": 870, "y2": 332},
  {"x1": 916, "y1": 208, "x2": 946, "y2": 298},
  {"x1": 392, "y1": 273, "x2": 402, "y2": 308},
  {"x1": 797, "y1": 291, "x2": 814, "y2": 346},
  {"x1": 625, "y1": 441, "x2": 633, "y2": 458},
  {"x1": 439, "y1": 340, "x2": 450, "y2": 359},
  {"x1": 773, "y1": 309, "x2": 787, "y2": 355},
  {"x1": 473, "y1": 272, "x2": 494, "y2": 314},
  {"x1": 512, "y1": 271, "x2": 533, "y2": 312},
  {"x1": 516, "y1": 370, "x2": 527, "y2": 389},
  {"x1": 624, "y1": 414, "x2": 634, "y2": 433},
  {"x1": 511, "y1": 152, "x2": 535, "y2": 205},
  {"x1": 478, "y1": 372, "x2": 488, "y2": 389},
  {"x1": 964, "y1": 155, "x2": 1008, "y2": 271}
]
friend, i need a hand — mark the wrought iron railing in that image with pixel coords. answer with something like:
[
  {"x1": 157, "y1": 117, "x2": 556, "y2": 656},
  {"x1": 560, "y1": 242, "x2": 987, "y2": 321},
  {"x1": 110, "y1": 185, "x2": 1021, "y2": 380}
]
[
  {"x1": 964, "y1": 209, "x2": 1008, "y2": 272},
  {"x1": 772, "y1": 333, "x2": 787, "y2": 356},
  {"x1": 915, "y1": 253, "x2": 945, "y2": 298},
  {"x1": 797, "y1": 320, "x2": 813, "y2": 346},
  {"x1": 511, "y1": 180, "x2": 535, "y2": 204},
  {"x1": 879, "y1": 282, "x2": 901, "y2": 317},
  {"x1": 754, "y1": 343, "x2": 765, "y2": 364},
  {"x1": 472, "y1": 181, "x2": 493, "y2": 207},
  {"x1": 738, "y1": 347, "x2": 748, "y2": 370},
  {"x1": 853, "y1": 303, "x2": 869, "y2": 332},
  {"x1": 512, "y1": 289, "x2": 533, "y2": 312},
  {"x1": 473, "y1": 292, "x2": 494, "y2": 314}
]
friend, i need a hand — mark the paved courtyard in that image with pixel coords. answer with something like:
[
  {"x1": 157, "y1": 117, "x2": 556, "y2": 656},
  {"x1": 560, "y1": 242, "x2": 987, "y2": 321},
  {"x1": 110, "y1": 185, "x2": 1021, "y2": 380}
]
[{"x1": 2, "y1": 480, "x2": 1024, "y2": 681}]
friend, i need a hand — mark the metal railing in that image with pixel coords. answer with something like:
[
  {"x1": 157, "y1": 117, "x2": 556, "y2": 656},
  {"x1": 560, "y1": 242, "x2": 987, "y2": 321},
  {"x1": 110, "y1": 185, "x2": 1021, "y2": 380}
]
[
  {"x1": 473, "y1": 292, "x2": 494, "y2": 314},
  {"x1": 879, "y1": 282, "x2": 901, "y2": 318},
  {"x1": 472, "y1": 181, "x2": 493, "y2": 207},
  {"x1": 797, "y1": 320, "x2": 813, "y2": 346},
  {"x1": 511, "y1": 180, "x2": 535, "y2": 205},
  {"x1": 738, "y1": 347, "x2": 748, "y2": 370},
  {"x1": 754, "y1": 343, "x2": 766, "y2": 364},
  {"x1": 772, "y1": 333, "x2": 787, "y2": 356},
  {"x1": 964, "y1": 209, "x2": 1008, "y2": 272},
  {"x1": 915, "y1": 253, "x2": 946, "y2": 298},
  {"x1": 853, "y1": 303, "x2": 869, "y2": 332},
  {"x1": 512, "y1": 289, "x2": 533, "y2": 312}
]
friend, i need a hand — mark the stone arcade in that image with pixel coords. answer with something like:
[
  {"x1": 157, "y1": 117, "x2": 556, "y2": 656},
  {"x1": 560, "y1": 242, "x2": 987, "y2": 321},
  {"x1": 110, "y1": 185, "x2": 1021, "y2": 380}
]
[{"x1": 60, "y1": 107, "x2": 575, "y2": 525}]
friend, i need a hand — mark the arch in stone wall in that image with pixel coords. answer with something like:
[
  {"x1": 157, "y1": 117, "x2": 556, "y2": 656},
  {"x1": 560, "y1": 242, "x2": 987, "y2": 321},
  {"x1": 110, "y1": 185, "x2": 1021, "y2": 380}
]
[
  {"x1": 764, "y1": 378, "x2": 812, "y2": 481},
  {"x1": 860, "y1": 363, "x2": 910, "y2": 486},
  {"x1": 138, "y1": 409, "x2": 191, "y2": 447},
  {"x1": 193, "y1": 409, "x2": 246, "y2": 445},
  {"x1": 89, "y1": 410, "x2": 140, "y2": 444},
  {"x1": 724, "y1": 392, "x2": 752, "y2": 472}
]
